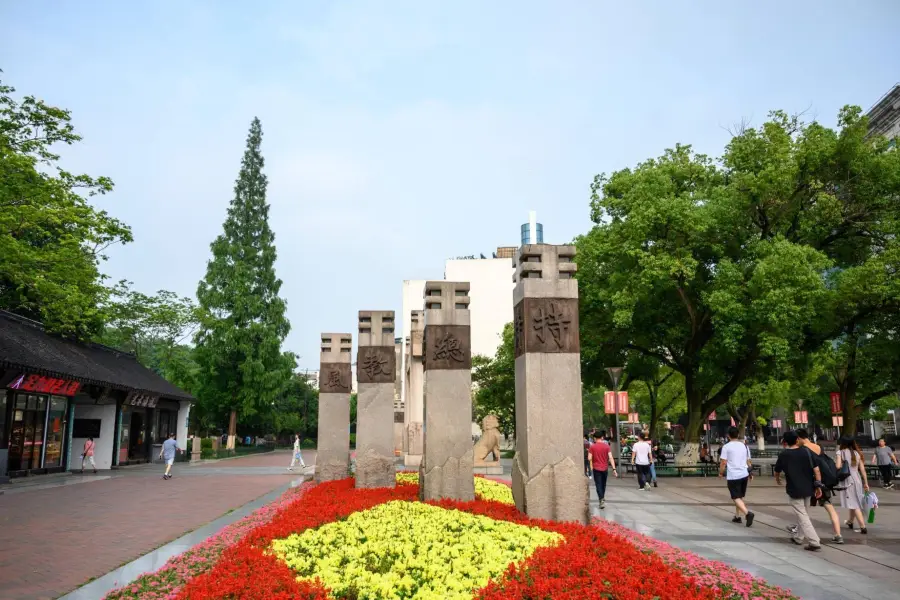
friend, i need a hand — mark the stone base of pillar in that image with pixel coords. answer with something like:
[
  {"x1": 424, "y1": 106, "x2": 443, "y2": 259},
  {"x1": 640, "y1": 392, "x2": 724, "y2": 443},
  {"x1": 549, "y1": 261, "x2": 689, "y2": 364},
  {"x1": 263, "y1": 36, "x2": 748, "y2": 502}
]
[
  {"x1": 355, "y1": 447, "x2": 396, "y2": 488},
  {"x1": 419, "y1": 454, "x2": 475, "y2": 501},
  {"x1": 315, "y1": 458, "x2": 350, "y2": 483},
  {"x1": 403, "y1": 453, "x2": 422, "y2": 467},
  {"x1": 511, "y1": 453, "x2": 588, "y2": 524}
]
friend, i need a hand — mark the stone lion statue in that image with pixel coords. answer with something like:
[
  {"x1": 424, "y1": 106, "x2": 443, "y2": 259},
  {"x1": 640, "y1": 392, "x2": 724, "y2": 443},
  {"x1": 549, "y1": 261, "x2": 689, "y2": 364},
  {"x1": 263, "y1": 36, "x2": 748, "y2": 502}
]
[{"x1": 474, "y1": 415, "x2": 502, "y2": 464}]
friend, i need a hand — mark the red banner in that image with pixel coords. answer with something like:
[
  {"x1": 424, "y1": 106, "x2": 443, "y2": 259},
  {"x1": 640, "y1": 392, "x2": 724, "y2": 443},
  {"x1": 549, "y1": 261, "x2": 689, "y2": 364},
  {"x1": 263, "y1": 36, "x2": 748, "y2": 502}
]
[
  {"x1": 830, "y1": 392, "x2": 841, "y2": 414},
  {"x1": 8, "y1": 373, "x2": 80, "y2": 396},
  {"x1": 831, "y1": 415, "x2": 844, "y2": 427},
  {"x1": 793, "y1": 411, "x2": 808, "y2": 424},
  {"x1": 604, "y1": 391, "x2": 629, "y2": 414},
  {"x1": 771, "y1": 419, "x2": 782, "y2": 428}
]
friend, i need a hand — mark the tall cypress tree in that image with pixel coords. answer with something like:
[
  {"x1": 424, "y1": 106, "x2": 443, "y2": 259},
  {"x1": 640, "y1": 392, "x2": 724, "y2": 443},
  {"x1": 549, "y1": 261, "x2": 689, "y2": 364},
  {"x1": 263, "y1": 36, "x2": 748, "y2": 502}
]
[{"x1": 195, "y1": 117, "x2": 293, "y2": 448}]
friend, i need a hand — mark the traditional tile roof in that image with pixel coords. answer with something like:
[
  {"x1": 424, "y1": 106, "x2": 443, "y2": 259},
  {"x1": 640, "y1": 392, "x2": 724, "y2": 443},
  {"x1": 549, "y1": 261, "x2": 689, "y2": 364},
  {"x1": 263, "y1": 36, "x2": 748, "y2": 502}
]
[{"x1": 0, "y1": 310, "x2": 193, "y2": 401}]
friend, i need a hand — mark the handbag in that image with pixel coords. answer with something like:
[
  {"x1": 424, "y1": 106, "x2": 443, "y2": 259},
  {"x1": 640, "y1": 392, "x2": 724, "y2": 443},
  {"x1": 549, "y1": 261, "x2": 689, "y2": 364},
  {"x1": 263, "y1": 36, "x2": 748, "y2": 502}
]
[{"x1": 837, "y1": 450, "x2": 852, "y2": 481}]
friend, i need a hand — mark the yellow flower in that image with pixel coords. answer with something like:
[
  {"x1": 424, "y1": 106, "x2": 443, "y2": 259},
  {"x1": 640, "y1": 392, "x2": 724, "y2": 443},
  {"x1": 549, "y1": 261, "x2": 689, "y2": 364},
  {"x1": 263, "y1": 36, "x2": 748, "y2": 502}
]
[
  {"x1": 395, "y1": 472, "x2": 515, "y2": 505},
  {"x1": 270, "y1": 500, "x2": 561, "y2": 599}
]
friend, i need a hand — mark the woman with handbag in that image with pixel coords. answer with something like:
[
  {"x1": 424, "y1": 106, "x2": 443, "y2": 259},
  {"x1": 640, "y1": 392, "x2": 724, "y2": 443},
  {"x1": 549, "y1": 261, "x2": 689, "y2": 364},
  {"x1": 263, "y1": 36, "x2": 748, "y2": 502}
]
[{"x1": 836, "y1": 437, "x2": 870, "y2": 534}]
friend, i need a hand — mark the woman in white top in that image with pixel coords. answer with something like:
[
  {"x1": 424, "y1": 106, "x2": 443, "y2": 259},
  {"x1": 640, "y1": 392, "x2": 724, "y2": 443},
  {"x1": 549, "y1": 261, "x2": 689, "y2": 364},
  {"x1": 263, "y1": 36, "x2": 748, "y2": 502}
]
[
  {"x1": 289, "y1": 433, "x2": 306, "y2": 471},
  {"x1": 835, "y1": 436, "x2": 870, "y2": 534}
]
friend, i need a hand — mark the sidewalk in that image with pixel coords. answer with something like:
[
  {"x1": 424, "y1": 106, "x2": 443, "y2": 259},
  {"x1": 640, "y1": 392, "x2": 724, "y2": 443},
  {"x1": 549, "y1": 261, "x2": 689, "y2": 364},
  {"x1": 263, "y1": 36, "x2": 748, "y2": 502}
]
[
  {"x1": 0, "y1": 450, "x2": 311, "y2": 600},
  {"x1": 593, "y1": 474, "x2": 900, "y2": 600}
]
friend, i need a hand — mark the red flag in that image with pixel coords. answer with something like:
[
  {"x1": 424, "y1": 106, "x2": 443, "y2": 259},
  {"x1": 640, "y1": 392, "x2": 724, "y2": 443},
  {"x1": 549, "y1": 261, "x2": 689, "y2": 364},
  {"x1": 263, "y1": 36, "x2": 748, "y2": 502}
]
[{"x1": 618, "y1": 392, "x2": 629, "y2": 414}]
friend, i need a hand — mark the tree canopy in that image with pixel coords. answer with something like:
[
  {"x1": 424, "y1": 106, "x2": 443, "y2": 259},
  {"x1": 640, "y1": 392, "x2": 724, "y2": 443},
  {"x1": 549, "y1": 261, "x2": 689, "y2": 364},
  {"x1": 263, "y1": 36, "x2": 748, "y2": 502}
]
[
  {"x1": 577, "y1": 107, "x2": 900, "y2": 444},
  {"x1": 0, "y1": 74, "x2": 132, "y2": 338},
  {"x1": 194, "y1": 117, "x2": 294, "y2": 441}
]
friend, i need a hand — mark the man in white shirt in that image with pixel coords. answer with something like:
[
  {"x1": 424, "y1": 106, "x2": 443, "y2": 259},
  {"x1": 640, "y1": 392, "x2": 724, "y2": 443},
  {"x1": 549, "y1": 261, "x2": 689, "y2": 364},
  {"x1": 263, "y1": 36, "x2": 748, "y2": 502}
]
[
  {"x1": 631, "y1": 432, "x2": 654, "y2": 491},
  {"x1": 718, "y1": 426, "x2": 754, "y2": 527}
]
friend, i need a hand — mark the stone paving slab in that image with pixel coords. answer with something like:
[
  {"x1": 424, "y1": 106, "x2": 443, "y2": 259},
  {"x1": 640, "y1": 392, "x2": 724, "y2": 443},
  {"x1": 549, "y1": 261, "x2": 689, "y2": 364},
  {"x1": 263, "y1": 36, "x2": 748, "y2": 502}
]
[{"x1": 0, "y1": 451, "x2": 303, "y2": 600}]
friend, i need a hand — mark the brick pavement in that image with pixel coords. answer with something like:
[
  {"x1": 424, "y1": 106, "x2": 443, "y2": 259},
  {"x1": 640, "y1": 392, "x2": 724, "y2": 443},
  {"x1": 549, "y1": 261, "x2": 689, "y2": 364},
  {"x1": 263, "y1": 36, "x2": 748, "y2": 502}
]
[{"x1": 0, "y1": 454, "x2": 297, "y2": 600}]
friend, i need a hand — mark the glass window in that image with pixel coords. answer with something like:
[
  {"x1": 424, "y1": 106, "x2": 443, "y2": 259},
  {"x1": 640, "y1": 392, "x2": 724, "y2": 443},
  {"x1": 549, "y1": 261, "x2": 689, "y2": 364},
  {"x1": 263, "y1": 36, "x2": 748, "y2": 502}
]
[
  {"x1": 43, "y1": 396, "x2": 68, "y2": 468},
  {"x1": 8, "y1": 394, "x2": 48, "y2": 470}
]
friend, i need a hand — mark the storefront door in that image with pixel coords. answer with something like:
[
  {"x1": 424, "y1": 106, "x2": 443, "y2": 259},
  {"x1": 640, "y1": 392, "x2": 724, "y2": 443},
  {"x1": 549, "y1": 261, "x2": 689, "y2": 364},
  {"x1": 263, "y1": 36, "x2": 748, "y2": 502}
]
[{"x1": 7, "y1": 394, "x2": 47, "y2": 471}]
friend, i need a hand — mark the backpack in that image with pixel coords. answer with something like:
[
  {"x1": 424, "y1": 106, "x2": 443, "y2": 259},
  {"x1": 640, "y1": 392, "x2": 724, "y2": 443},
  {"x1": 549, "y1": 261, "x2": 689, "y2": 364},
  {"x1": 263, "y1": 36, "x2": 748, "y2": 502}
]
[{"x1": 815, "y1": 450, "x2": 840, "y2": 488}]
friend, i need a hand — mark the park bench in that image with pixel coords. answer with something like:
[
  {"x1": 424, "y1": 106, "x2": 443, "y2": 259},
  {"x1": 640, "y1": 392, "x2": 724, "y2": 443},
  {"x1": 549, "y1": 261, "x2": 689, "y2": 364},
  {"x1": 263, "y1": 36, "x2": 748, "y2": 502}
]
[
  {"x1": 624, "y1": 463, "x2": 718, "y2": 477},
  {"x1": 865, "y1": 464, "x2": 900, "y2": 480}
]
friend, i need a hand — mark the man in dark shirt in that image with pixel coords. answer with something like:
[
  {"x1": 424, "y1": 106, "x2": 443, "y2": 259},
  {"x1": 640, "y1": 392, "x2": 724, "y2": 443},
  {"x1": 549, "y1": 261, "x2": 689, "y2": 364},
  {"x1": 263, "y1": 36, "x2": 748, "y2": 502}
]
[{"x1": 774, "y1": 430, "x2": 823, "y2": 550}]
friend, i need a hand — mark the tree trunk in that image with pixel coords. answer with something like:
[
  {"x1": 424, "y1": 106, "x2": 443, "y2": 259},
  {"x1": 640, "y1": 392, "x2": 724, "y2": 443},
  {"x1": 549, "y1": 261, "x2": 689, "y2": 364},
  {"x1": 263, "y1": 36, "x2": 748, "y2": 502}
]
[
  {"x1": 840, "y1": 376, "x2": 859, "y2": 437},
  {"x1": 675, "y1": 400, "x2": 703, "y2": 465},
  {"x1": 227, "y1": 409, "x2": 237, "y2": 450}
]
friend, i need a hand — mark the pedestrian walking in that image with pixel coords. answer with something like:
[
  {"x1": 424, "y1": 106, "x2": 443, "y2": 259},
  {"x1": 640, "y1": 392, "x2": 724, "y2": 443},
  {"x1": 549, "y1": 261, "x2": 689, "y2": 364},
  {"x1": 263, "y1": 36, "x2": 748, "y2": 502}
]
[
  {"x1": 836, "y1": 436, "x2": 870, "y2": 533},
  {"x1": 773, "y1": 430, "x2": 823, "y2": 551},
  {"x1": 81, "y1": 437, "x2": 97, "y2": 474},
  {"x1": 289, "y1": 433, "x2": 306, "y2": 471},
  {"x1": 159, "y1": 432, "x2": 181, "y2": 480},
  {"x1": 631, "y1": 432, "x2": 654, "y2": 491},
  {"x1": 786, "y1": 430, "x2": 844, "y2": 544},
  {"x1": 719, "y1": 426, "x2": 755, "y2": 527},
  {"x1": 871, "y1": 438, "x2": 897, "y2": 489},
  {"x1": 649, "y1": 439, "x2": 660, "y2": 487},
  {"x1": 589, "y1": 430, "x2": 617, "y2": 508},
  {"x1": 583, "y1": 434, "x2": 592, "y2": 477}
]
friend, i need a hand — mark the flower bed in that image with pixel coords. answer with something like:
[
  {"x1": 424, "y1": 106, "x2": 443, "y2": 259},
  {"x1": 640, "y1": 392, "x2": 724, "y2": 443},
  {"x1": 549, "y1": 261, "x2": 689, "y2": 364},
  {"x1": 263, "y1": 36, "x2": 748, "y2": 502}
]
[
  {"x1": 594, "y1": 519, "x2": 798, "y2": 600},
  {"x1": 105, "y1": 476, "x2": 799, "y2": 600}
]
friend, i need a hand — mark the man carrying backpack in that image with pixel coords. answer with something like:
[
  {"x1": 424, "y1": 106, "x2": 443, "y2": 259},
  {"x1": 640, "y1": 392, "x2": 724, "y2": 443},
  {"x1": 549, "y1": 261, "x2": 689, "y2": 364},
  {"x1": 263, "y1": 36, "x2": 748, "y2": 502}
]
[{"x1": 786, "y1": 429, "x2": 844, "y2": 544}]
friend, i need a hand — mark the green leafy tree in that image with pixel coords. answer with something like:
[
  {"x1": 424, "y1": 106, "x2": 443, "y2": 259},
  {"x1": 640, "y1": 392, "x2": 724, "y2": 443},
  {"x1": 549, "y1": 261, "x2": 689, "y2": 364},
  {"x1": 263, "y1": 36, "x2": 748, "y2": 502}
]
[
  {"x1": 100, "y1": 280, "x2": 198, "y2": 365},
  {"x1": 272, "y1": 373, "x2": 319, "y2": 438},
  {"x1": 194, "y1": 118, "x2": 293, "y2": 447},
  {"x1": 0, "y1": 73, "x2": 132, "y2": 338},
  {"x1": 577, "y1": 107, "x2": 900, "y2": 454},
  {"x1": 472, "y1": 322, "x2": 516, "y2": 439}
]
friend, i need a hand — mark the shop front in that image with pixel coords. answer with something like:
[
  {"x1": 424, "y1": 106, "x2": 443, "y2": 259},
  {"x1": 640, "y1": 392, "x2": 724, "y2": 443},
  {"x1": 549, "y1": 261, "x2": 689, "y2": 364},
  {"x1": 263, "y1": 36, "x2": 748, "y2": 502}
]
[
  {"x1": 1, "y1": 309, "x2": 195, "y2": 480},
  {"x1": 0, "y1": 373, "x2": 80, "y2": 477}
]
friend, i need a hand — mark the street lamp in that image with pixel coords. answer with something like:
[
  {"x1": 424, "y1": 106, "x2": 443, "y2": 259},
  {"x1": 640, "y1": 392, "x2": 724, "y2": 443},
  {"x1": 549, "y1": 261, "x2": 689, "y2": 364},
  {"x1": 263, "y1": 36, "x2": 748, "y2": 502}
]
[{"x1": 606, "y1": 367, "x2": 624, "y2": 459}]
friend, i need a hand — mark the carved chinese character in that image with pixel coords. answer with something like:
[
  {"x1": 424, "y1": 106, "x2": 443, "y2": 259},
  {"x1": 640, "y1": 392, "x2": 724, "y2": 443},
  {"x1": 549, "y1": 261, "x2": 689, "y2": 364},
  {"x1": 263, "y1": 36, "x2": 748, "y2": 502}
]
[
  {"x1": 532, "y1": 302, "x2": 571, "y2": 348},
  {"x1": 433, "y1": 332, "x2": 465, "y2": 363},
  {"x1": 326, "y1": 369, "x2": 347, "y2": 389},
  {"x1": 361, "y1": 348, "x2": 391, "y2": 380}
]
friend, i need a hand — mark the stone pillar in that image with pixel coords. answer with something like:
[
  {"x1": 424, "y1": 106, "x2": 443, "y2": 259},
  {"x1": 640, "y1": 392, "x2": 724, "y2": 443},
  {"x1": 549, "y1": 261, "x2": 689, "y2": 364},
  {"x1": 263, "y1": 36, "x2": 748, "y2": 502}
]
[
  {"x1": 191, "y1": 436, "x2": 202, "y2": 462},
  {"x1": 404, "y1": 310, "x2": 425, "y2": 467},
  {"x1": 393, "y1": 338, "x2": 404, "y2": 455},
  {"x1": 355, "y1": 311, "x2": 397, "y2": 488},
  {"x1": 511, "y1": 244, "x2": 588, "y2": 523},
  {"x1": 419, "y1": 282, "x2": 475, "y2": 501},
  {"x1": 316, "y1": 333, "x2": 353, "y2": 483}
]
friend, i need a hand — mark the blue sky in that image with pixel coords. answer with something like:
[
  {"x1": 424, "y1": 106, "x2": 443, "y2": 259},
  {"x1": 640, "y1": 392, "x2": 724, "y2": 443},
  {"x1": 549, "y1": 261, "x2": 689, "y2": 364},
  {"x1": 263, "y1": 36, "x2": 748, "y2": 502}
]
[{"x1": 2, "y1": 1, "x2": 898, "y2": 370}]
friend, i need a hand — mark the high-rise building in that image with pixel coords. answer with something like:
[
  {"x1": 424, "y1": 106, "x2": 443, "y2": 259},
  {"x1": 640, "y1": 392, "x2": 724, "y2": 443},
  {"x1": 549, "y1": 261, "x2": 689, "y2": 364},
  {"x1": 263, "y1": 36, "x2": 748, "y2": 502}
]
[
  {"x1": 520, "y1": 210, "x2": 544, "y2": 245},
  {"x1": 866, "y1": 83, "x2": 900, "y2": 144},
  {"x1": 444, "y1": 256, "x2": 515, "y2": 359}
]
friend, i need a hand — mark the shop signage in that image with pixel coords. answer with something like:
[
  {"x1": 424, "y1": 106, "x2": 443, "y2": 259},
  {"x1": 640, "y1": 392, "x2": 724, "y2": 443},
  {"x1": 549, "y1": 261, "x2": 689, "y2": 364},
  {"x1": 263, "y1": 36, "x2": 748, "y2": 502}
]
[
  {"x1": 830, "y1": 392, "x2": 841, "y2": 414},
  {"x1": 125, "y1": 391, "x2": 159, "y2": 408},
  {"x1": 8, "y1": 373, "x2": 81, "y2": 396},
  {"x1": 603, "y1": 391, "x2": 629, "y2": 414}
]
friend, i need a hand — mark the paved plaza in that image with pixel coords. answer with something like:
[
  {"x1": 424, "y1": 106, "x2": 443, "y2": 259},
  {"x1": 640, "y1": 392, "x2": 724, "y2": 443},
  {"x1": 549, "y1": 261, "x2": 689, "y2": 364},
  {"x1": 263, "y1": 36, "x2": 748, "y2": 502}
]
[
  {"x1": 2, "y1": 451, "x2": 899, "y2": 599},
  {"x1": 594, "y1": 472, "x2": 900, "y2": 600}
]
